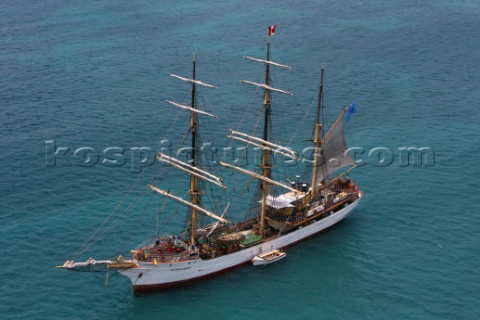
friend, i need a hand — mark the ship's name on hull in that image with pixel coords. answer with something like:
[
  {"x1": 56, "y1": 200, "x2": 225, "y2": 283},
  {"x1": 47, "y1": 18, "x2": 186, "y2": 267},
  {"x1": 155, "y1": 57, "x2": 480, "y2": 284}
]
[{"x1": 170, "y1": 266, "x2": 192, "y2": 271}]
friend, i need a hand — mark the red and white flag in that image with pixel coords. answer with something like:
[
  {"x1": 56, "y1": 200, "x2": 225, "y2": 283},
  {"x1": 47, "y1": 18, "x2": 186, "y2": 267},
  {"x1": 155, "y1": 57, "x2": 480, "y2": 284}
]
[{"x1": 268, "y1": 25, "x2": 277, "y2": 37}]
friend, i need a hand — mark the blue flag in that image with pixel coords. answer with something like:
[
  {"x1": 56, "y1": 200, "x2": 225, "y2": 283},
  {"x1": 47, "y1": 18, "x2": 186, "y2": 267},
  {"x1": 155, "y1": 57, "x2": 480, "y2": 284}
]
[{"x1": 346, "y1": 103, "x2": 356, "y2": 123}]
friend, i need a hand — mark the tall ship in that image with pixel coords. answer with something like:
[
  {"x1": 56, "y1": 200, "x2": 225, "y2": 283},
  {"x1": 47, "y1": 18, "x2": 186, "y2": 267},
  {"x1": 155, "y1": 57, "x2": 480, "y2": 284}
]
[{"x1": 58, "y1": 26, "x2": 362, "y2": 294}]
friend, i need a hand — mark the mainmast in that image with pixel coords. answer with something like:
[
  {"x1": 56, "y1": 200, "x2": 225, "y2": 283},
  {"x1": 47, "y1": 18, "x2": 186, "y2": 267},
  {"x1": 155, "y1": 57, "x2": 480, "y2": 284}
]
[
  {"x1": 239, "y1": 25, "x2": 293, "y2": 236},
  {"x1": 259, "y1": 33, "x2": 273, "y2": 235},
  {"x1": 190, "y1": 53, "x2": 199, "y2": 245},
  {"x1": 310, "y1": 65, "x2": 324, "y2": 197}
]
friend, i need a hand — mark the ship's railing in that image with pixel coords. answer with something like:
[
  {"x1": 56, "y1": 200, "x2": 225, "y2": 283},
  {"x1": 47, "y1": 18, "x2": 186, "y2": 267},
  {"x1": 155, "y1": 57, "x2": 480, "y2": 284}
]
[
  {"x1": 136, "y1": 236, "x2": 158, "y2": 249},
  {"x1": 282, "y1": 190, "x2": 358, "y2": 225},
  {"x1": 143, "y1": 251, "x2": 198, "y2": 263},
  {"x1": 136, "y1": 236, "x2": 189, "y2": 250},
  {"x1": 134, "y1": 235, "x2": 198, "y2": 263}
]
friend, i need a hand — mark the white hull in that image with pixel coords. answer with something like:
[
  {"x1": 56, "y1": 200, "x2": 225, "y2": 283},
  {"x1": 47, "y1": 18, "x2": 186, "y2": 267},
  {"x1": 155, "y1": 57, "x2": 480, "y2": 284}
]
[{"x1": 119, "y1": 195, "x2": 361, "y2": 293}]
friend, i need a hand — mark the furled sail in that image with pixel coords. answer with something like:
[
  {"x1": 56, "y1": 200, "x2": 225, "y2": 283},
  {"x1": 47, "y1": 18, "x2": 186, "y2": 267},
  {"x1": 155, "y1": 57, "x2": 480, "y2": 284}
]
[
  {"x1": 148, "y1": 185, "x2": 229, "y2": 224},
  {"x1": 156, "y1": 152, "x2": 226, "y2": 188},
  {"x1": 315, "y1": 109, "x2": 357, "y2": 185},
  {"x1": 228, "y1": 130, "x2": 298, "y2": 160},
  {"x1": 219, "y1": 161, "x2": 304, "y2": 195},
  {"x1": 169, "y1": 74, "x2": 218, "y2": 88},
  {"x1": 242, "y1": 56, "x2": 291, "y2": 69},
  {"x1": 241, "y1": 80, "x2": 293, "y2": 96},
  {"x1": 166, "y1": 100, "x2": 218, "y2": 119}
]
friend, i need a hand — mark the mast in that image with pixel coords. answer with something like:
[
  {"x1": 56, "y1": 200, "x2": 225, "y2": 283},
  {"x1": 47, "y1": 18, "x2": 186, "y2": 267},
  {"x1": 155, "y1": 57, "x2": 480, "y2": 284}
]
[
  {"x1": 166, "y1": 56, "x2": 218, "y2": 245},
  {"x1": 259, "y1": 33, "x2": 273, "y2": 236},
  {"x1": 240, "y1": 26, "x2": 291, "y2": 236},
  {"x1": 190, "y1": 53, "x2": 199, "y2": 245},
  {"x1": 311, "y1": 65, "x2": 324, "y2": 197}
]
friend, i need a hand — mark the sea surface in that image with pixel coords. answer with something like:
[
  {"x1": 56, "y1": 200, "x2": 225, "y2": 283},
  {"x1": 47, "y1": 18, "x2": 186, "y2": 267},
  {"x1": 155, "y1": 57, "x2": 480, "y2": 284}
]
[{"x1": 1, "y1": 0, "x2": 479, "y2": 319}]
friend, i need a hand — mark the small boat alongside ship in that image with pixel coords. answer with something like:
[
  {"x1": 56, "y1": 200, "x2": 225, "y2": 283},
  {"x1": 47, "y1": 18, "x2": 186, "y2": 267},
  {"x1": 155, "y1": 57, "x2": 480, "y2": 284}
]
[
  {"x1": 252, "y1": 250, "x2": 286, "y2": 266},
  {"x1": 58, "y1": 26, "x2": 362, "y2": 293}
]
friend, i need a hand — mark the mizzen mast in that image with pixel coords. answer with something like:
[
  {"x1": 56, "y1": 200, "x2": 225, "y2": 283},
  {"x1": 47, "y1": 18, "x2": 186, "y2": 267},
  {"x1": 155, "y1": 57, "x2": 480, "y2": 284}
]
[{"x1": 310, "y1": 65, "x2": 324, "y2": 197}]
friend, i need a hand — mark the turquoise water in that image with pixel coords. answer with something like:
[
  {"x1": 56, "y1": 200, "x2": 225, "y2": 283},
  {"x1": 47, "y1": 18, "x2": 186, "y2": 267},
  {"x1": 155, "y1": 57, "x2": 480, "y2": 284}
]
[{"x1": 1, "y1": 0, "x2": 479, "y2": 319}]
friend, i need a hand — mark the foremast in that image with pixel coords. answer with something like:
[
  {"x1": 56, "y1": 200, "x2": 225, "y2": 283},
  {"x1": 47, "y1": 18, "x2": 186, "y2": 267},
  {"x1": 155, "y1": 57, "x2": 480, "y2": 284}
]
[{"x1": 158, "y1": 54, "x2": 225, "y2": 246}]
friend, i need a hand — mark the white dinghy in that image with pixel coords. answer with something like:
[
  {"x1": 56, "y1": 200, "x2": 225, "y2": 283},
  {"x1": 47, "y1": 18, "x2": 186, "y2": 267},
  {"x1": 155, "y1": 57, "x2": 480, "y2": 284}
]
[{"x1": 252, "y1": 250, "x2": 286, "y2": 266}]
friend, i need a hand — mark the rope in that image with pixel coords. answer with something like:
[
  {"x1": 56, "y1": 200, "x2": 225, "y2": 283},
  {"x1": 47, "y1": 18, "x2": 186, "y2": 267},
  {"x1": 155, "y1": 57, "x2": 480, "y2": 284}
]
[
  {"x1": 118, "y1": 190, "x2": 154, "y2": 255},
  {"x1": 156, "y1": 193, "x2": 167, "y2": 236},
  {"x1": 72, "y1": 169, "x2": 147, "y2": 259},
  {"x1": 158, "y1": 203, "x2": 181, "y2": 234},
  {"x1": 155, "y1": 194, "x2": 158, "y2": 235}
]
